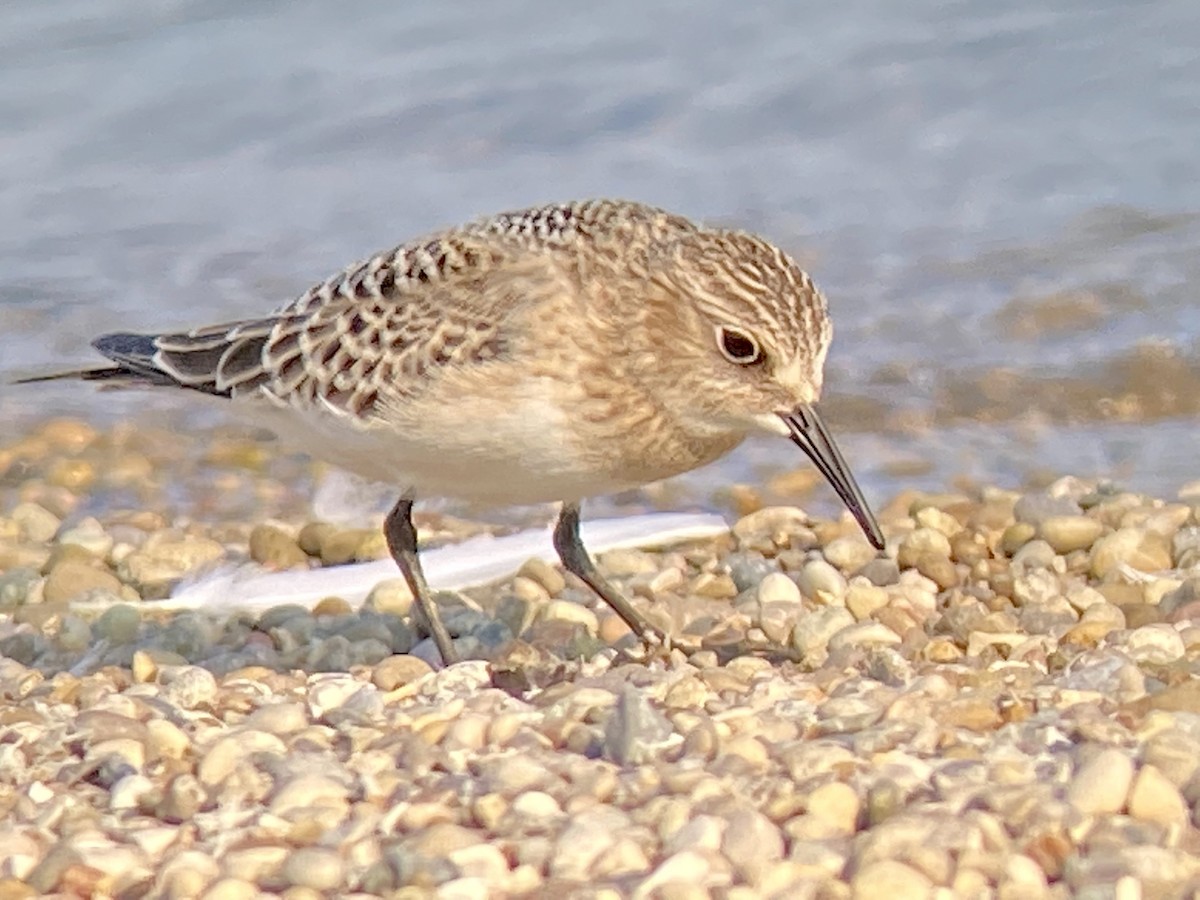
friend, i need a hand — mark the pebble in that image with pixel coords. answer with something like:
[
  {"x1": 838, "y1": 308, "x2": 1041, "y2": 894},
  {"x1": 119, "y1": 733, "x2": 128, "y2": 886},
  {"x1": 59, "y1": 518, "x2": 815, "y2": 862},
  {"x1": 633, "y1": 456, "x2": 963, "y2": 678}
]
[
  {"x1": 1127, "y1": 764, "x2": 1188, "y2": 828},
  {"x1": 721, "y1": 807, "x2": 784, "y2": 885},
  {"x1": 93, "y1": 604, "x2": 142, "y2": 643},
  {"x1": 823, "y1": 535, "x2": 878, "y2": 573},
  {"x1": 517, "y1": 557, "x2": 566, "y2": 595},
  {"x1": 119, "y1": 532, "x2": 226, "y2": 593},
  {"x1": 1124, "y1": 623, "x2": 1185, "y2": 664},
  {"x1": 42, "y1": 561, "x2": 122, "y2": 604},
  {"x1": 852, "y1": 859, "x2": 935, "y2": 900},
  {"x1": 1090, "y1": 528, "x2": 1172, "y2": 579},
  {"x1": 795, "y1": 560, "x2": 846, "y2": 601},
  {"x1": 791, "y1": 606, "x2": 855, "y2": 662},
  {"x1": 372, "y1": 654, "x2": 433, "y2": 690},
  {"x1": 1039, "y1": 515, "x2": 1104, "y2": 554},
  {"x1": 756, "y1": 571, "x2": 802, "y2": 606},
  {"x1": 248, "y1": 524, "x2": 309, "y2": 569},
  {"x1": 280, "y1": 848, "x2": 345, "y2": 891},
  {"x1": 896, "y1": 528, "x2": 953, "y2": 569},
  {"x1": 1067, "y1": 748, "x2": 1134, "y2": 815},
  {"x1": 11, "y1": 502, "x2": 61, "y2": 543},
  {"x1": 806, "y1": 781, "x2": 860, "y2": 835}
]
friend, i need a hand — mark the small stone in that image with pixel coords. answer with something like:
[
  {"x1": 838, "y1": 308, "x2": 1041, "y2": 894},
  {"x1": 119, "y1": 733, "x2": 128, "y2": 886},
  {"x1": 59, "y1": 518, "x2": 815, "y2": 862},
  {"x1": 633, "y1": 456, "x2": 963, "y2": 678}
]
[
  {"x1": 1090, "y1": 528, "x2": 1172, "y2": 579},
  {"x1": 914, "y1": 552, "x2": 958, "y2": 590},
  {"x1": 721, "y1": 807, "x2": 784, "y2": 885},
  {"x1": 597, "y1": 548, "x2": 659, "y2": 577},
  {"x1": 199, "y1": 878, "x2": 258, "y2": 900},
  {"x1": 845, "y1": 582, "x2": 889, "y2": 620},
  {"x1": 512, "y1": 790, "x2": 562, "y2": 820},
  {"x1": 795, "y1": 561, "x2": 845, "y2": 601},
  {"x1": 281, "y1": 848, "x2": 345, "y2": 892},
  {"x1": 109, "y1": 773, "x2": 155, "y2": 810},
  {"x1": 296, "y1": 521, "x2": 336, "y2": 556},
  {"x1": 757, "y1": 572, "x2": 802, "y2": 606},
  {"x1": 271, "y1": 775, "x2": 350, "y2": 817},
  {"x1": 1014, "y1": 493, "x2": 1081, "y2": 526},
  {"x1": 159, "y1": 774, "x2": 204, "y2": 823},
  {"x1": 1127, "y1": 764, "x2": 1188, "y2": 827},
  {"x1": 93, "y1": 605, "x2": 141, "y2": 643},
  {"x1": 1039, "y1": 515, "x2": 1104, "y2": 554},
  {"x1": 11, "y1": 503, "x2": 61, "y2": 543},
  {"x1": 517, "y1": 557, "x2": 566, "y2": 595},
  {"x1": 913, "y1": 506, "x2": 961, "y2": 537},
  {"x1": 733, "y1": 506, "x2": 811, "y2": 544},
  {"x1": 807, "y1": 781, "x2": 860, "y2": 835},
  {"x1": 1142, "y1": 730, "x2": 1200, "y2": 788},
  {"x1": 791, "y1": 606, "x2": 855, "y2": 663},
  {"x1": 857, "y1": 557, "x2": 900, "y2": 586},
  {"x1": 56, "y1": 614, "x2": 91, "y2": 651},
  {"x1": 828, "y1": 621, "x2": 901, "y2": 652},
  {"x1": 542, "y1": 600, "x2": 599, "y2": 634},
  {"x1": 604, "y1": 685, "x2": 672, "y2": 766},
  {"x1": 725, "y1": 553, "x2": 779, "y2": 592},
  {"x1": 373, "y1": 654, "x2": 433, "y2": 690},
  {"x1": 689, "y1": 572, "x2": 737, "y2": 599},
  {"x1": 245, "y1": 702, "x2": 308, "y2": 734},
  {"x1": 1011, "y1": 539, "x2": 1058, "y2": 570},
  {"x1": 896, "y1": 528, "x2": 952, "y2": 569},
  {"x1": 0, "y1": 566, "x2": 41, "y2": 607},
  {"x1": 511, "y1": 576, "x2": 550, "y2": 605},
  {"x1": 1067, "y1": 748, "x2": 1134, "y2": 815},
  {"x1": 42, "y1": 561, "x2": 122, "y2": 604},
  {"x1": 1001, "y1": 523, "x2": 1037, "y2": 556},
  {"x1": 315, "y1": 528, "x2": 375, "y2": 565},
  {"x1": 852, "y1": 860, "x2": 934, "y2": 900},
  {"x1": 119, "y1": 532, "x2": 226, "y2": 593},
  {"x1": 146, "y1": 719, "x2": 191, "y2": 760},
  {"x1": 160, "y1": 665, "x2": 219, "y2": 709},
  {"x1": 364, "y1": 579, "x2": 412, "y2": 615},
  {"x1": 198, "y1": 731, "x2": 286, "y2": 787},
  {"x1": 248, "y1": 524, "x2": 309, "y2": 569},
  {"x1": 1125, "y1": 623, "x2": 1185, "y2": 664},
  {"x1": 823, "y1": 536, "x2": 878, "y2": 573},
  {"x1": 57, "y1": 517, "x2": 114, "y2": 557}
]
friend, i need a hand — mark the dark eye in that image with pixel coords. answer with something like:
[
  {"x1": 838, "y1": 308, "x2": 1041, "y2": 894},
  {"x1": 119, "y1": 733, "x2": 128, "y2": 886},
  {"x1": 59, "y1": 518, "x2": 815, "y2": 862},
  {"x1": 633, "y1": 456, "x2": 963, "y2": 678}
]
[{"x1": 716, "y1": 326, "x2": 763, "y2": 365}]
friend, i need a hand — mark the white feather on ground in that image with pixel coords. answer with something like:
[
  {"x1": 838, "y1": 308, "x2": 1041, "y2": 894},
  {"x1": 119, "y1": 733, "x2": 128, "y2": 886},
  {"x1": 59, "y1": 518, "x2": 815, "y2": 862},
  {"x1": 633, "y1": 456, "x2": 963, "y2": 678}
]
[{"x1": 150, "y1": 513, "x2": 729, "y2": 615}]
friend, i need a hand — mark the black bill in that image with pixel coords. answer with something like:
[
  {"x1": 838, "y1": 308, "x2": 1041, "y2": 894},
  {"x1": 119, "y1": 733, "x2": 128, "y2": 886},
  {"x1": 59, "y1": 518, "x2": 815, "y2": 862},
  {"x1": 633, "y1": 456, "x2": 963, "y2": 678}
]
[{"x1": 781, "y1": 404, "x2": 885, "y2": 551}]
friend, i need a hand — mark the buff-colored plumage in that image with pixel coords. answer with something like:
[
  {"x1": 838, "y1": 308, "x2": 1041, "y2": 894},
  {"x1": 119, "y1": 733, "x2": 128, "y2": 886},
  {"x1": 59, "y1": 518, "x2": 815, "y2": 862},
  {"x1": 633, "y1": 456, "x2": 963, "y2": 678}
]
[{"x1": 32, "y1": 199, "x2": 882, "y2": 664}]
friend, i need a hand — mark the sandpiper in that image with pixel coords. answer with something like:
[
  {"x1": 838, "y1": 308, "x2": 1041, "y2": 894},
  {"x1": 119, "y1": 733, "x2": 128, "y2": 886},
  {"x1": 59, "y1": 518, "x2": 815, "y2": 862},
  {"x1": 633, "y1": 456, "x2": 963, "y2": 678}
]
[{"x1": 25, "y1": 199, "x2": 884, "y2": 663}]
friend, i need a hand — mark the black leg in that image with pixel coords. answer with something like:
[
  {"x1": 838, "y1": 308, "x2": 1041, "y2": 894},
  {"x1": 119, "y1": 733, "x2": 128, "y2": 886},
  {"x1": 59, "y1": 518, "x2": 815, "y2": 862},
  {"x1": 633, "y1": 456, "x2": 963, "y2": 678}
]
[
  {"x1": 384, "y1": 496, "x2": 458, "y2": 665},
  {"x1": 552, "y1": 501, "x2": 667, "y2": 648}
]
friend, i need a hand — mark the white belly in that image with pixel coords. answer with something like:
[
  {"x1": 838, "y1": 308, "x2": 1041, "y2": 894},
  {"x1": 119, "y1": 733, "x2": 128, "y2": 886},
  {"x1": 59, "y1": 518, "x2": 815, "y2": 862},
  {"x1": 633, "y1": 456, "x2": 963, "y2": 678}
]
[{"x1": 248, "y1": 390, "x2": 635, "y2": 506}]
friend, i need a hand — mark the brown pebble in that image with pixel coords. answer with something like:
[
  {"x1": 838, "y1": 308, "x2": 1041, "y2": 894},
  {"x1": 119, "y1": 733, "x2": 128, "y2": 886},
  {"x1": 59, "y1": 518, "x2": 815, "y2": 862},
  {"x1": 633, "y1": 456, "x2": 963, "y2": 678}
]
[
  {"x1": 517, "y1": 557, "x2": 566, "y2": 595},
  {"x1": 297, "y1": 522, "x2": 336, "y2": 557},
  {"x1": 1000, "y1": 523, "x2": 1037, "y2": 556},
  {"x1": 312, "y1": 596, "x2": 352, "y2": 617},
  {"x1": 915, "y1": 552, "x2": 959, "y2": 590},
  {"x1": 248, "y1": 524, "x2": 309, "y2": 569},
  {"x1": 318, "y1": 528, "x2": 377, "y2": 565},
  {"x1": 42, "y1": 560, "x2": 122, "y2": 604},
  {"x1": 373, "y1": 655, "x2": 433, "y2": 691}
]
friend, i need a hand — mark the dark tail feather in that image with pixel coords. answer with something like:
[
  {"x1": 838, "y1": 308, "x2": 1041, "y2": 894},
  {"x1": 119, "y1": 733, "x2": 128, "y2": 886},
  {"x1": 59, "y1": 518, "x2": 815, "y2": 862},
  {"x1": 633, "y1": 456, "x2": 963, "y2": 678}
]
[{"x1": 13, "y1": 332, "x2": 179, "y2": 388}]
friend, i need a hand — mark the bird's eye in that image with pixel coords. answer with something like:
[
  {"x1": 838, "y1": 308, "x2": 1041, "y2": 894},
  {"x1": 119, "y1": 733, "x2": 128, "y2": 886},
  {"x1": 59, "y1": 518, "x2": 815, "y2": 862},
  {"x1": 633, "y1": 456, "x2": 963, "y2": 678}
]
[{"x1": 716, "y1": 326, "x2": 763, "y2": 365}]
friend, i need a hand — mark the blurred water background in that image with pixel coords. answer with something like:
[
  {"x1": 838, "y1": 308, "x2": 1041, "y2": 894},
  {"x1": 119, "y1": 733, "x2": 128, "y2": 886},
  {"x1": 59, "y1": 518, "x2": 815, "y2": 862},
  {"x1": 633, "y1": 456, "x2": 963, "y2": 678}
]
[{"x1": 2, "y1": 0, "x2": 1199, "y2": 519}]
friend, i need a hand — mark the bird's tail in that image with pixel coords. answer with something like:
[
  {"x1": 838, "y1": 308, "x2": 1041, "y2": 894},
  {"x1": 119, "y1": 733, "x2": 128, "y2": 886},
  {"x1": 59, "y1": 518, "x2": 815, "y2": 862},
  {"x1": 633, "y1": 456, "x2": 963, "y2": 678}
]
[{"x1": 13, "y1": 333, "x2": 181, "y2": 388}]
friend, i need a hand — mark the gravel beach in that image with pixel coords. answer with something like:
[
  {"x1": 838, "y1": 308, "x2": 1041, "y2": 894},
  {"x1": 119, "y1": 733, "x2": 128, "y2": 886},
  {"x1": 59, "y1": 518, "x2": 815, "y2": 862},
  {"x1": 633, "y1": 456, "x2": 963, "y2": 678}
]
[{"x1": 2, "y1": 419, "x2": 1200, "y2": 898}]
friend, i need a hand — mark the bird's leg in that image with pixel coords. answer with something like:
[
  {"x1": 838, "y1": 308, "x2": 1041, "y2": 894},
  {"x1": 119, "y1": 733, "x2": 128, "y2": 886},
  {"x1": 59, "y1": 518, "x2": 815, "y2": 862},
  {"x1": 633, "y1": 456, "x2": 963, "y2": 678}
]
[
  {"x1": 384, "y1": 496, "x2": 458, "y2": 665},
  {"x1": 553, "y1": 501, "x2": 669, "y2": 651}
]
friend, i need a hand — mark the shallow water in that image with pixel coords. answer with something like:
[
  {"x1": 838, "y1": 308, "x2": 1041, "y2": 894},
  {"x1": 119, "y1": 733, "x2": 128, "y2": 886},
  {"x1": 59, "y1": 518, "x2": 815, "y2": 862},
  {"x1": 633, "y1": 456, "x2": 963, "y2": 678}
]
[{"x1": 3, "y1": 0, "x2": 1199, "y2": 516}]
